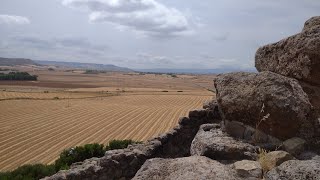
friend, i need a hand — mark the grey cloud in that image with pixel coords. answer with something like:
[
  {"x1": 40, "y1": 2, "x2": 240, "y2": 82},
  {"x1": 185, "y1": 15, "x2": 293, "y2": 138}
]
[
  {"x1": 63, "y1": 0, "x2": 192, "y2": 36},
  {"x1": 212, "y1": 33, "x2": 229, "y2": 41},
  {"x1": 0, "y1": 36, "x2": 110, "y2": 61},
  {"x1": 0, "y1": 14, "x2": 30, "y2": 25}
]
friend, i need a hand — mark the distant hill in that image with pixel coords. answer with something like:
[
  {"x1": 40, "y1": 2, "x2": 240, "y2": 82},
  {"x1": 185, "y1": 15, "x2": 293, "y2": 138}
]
[
  {"x1": 0, "y1": 57, "x2": 38, "y2": 66},
  {"x1": 136, "y1": 68, "x2": 257, "y2": 74},
  {"x1": 35, "y1": 60, "x2": 133, "y2": 72}
]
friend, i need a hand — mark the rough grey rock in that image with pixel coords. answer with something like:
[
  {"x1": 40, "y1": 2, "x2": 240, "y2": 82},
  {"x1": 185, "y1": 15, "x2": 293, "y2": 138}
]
[
  {"x1": 203, "y1": 99, "x2": 214, "y2": 109},
  {"x1": 260, "y1": 151, "x2": 294, "y2": 172},
  {"x1": 303, "y1": 16, "x2": 320, "y2": 31},
  {"x1": 214, "y1": 71, "x2": 314, "y2": 140},
  {"x1": 255, "y1": 16, "x2": 320, "y2": 85},
  {"x1": 234, "y1": 160, "x2": 262, "y2": 179},
  {"x1": 298, "y1": 151, "x2": 320, "y2": 161},
  {"x1": 225, "y1": 120, "x2": 246, "y2": 139},
  {"x1": 133, "y1": 156, "x2": 244, "y2": 180},
  {"x1": 190, "y1": 124, "x2": 257, "y2": 161},
  {"x1": 283, "y1": 137, "x2": 306, "y2": 156},
  {"x1": 202, "y1": 100, "x2": 222, "y2": 120},
  {"x1": 265, "y1": 160, "x2": 320, "y2": 180}
]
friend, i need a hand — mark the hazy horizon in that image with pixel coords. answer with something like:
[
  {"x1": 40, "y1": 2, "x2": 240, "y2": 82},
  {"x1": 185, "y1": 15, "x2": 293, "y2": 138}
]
[{"x1": 1, "y1": 0, "x2": 319, "y2": 70}]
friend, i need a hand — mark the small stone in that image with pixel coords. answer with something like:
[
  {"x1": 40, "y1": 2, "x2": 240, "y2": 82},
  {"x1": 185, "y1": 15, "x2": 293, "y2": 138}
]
[
  {"x1": 283, "y1": 137, "x2": 306, "y2": 156},
  {"x1": 259, "y1": 151, "x2": 294, "y2": 172},
  {"x1": 234, "y1": 160, "x2": 262, "y2": 178}
]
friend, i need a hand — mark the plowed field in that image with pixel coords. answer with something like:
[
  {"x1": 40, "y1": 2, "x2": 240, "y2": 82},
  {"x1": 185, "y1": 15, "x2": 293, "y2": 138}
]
[{"x1": 0, "y1": 93, "x2": 212, "y2": 171}]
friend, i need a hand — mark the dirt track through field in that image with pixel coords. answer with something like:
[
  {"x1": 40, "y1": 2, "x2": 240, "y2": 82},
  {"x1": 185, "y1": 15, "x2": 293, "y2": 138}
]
[{"x1": 0, "y1": 94, "x2": 211, "y2": 171}]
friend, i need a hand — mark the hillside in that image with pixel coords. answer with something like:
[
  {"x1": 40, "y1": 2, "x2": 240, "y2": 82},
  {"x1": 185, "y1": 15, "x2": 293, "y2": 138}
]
[
  {"x1": 35, "y1": 60, "x2": 133, "y2": 72},
  {"x1": 0, "y1": 58, "x2": 38, "y2": 66}
]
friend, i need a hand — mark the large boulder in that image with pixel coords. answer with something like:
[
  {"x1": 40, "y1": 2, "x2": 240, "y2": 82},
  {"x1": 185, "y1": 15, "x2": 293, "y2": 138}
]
[
  {"x1": 255, "y1": 16, "x2": 320, "y2": 85},
  {"x1": 190, "y1": 124, "x2": 257, "y2": 160},
  {"x1": 132, "y1": 156, "x2": 244, "y2": 180},
  {"x1": 214, "y1": 71, "x2": 314, "y2": 140},
  {"x1": 265, "y1": 160, "x2": 320, "y2": 180}
]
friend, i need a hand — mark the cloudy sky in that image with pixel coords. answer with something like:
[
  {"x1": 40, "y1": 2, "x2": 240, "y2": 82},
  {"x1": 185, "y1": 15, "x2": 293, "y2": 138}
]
[{"x1": 0, "y1": 0, "x2": 319, "y2": 70}]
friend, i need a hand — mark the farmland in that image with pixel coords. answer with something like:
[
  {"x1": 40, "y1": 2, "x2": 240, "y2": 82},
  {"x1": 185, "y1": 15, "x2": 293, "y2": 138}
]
[{"x1": 0, "y1": 67, "x2": 214, "y2": 171}]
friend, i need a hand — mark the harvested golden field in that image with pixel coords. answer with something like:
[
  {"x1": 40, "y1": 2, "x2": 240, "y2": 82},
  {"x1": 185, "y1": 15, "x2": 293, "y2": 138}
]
[
  {"x1": 0, "y1": 67, "x2": 215, "y2": 171},
  {"x1": 0, "y1": 92, "x2": 212, "y2": 171}
]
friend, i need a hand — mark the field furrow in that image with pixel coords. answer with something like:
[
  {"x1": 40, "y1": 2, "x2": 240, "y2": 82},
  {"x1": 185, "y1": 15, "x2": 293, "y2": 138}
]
[{"x1": 0, "y1": 94, "x2": 212, "y2": 171}]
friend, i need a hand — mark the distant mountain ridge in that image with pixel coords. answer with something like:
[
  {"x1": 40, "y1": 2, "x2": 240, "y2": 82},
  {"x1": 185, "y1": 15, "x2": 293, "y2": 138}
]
[
  {"x1": 0, "y1": 57, "x2": 133, "y2": 72},
  {"x1": 35, "y1": 60, "x2": 133, "y2": 72},
  {"x1": 0, "y1": 57, "x2": 39, "y2": 66},
  {"x1": 136, "y1": 68, "x2": 257, "y2": 74}
]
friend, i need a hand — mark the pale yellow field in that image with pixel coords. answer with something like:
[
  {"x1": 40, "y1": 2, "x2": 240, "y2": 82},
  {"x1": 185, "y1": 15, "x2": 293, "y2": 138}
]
[
  {"x1": 0, "y1": 92, "x2": 212, "y2": 171},
  {"x1": 0, "y1": 67, "x2": 215, "y2": 171}
]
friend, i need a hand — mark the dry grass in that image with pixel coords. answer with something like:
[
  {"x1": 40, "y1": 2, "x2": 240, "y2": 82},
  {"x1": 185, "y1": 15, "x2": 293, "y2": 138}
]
[{"x1": 257, "y1": 148, "x2": 270, "y2": 173}]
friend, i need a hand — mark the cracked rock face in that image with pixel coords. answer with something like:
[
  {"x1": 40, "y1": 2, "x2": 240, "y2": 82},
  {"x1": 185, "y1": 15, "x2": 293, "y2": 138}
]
[
  {"x1": 255, "y1": 16, "x2": 320, "y2": 85},
  {"x1": 190, "y1": 124, "x2": 257, "y2": 161},
  {"x1": 132, "y1": 156, "x2": 244, "y2": 180},
  {"x1": 214, "y1": 71, "x2": 314, "y2": 140}
]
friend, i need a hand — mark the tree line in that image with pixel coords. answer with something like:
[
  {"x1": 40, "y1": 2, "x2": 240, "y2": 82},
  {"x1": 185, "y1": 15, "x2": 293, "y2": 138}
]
[{"x1": 0, "y1": 72, "x2": 38, "y2": 81}]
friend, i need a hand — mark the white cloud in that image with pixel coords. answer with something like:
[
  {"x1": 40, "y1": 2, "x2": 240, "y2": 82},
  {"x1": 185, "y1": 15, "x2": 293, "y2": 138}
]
[
  {"x1": 0, "y1": 15, "x2": 30, "y2": 25},
  {"x1": 62, "y1": 0, "x2": 191, "y2": 36}
]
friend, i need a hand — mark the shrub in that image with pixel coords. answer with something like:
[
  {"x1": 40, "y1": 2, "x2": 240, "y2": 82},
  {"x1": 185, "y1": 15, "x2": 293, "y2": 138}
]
[
  {"x1": 0, "y1": 140, "x2": 140, "y2": 179},
  {"x1": 54, "y1": 143, "x2": 105, "y2": 171},
  {"x1": 0, "y1": 164, "x2": 56, "y2": 180},
  {"x1": 53, "y1": 97, "x2": 59, "y2": 100},
  {"x1": 106, "y1": 139, "x2": 141, "y2": 150},
  {"x1": 84, "y1": 70, "x2": 100, "y2": 74}
]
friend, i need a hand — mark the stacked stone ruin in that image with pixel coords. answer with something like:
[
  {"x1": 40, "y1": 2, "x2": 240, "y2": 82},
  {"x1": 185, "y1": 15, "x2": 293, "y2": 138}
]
[{"x1": 44, "y1": 16, "x2": 320, "y2": 180}]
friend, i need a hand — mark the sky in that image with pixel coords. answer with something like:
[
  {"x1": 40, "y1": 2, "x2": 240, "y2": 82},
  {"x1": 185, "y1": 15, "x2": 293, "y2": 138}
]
[{"x1": 0, "y1": 0, "x2": 319, "y2": 70}]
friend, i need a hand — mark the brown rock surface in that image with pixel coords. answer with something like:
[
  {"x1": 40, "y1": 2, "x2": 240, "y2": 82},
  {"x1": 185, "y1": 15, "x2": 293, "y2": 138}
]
[
  {"x1": 255, "y1": 16, "x2": 320, "y2": 85},
  {"x1": 214, "y1": 71, "x2": 314, "y2": 140}
]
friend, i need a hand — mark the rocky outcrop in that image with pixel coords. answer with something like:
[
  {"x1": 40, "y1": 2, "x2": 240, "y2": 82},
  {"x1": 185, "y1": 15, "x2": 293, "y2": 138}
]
[
  {"x1": 253, "y1": 16, "x2": 320, "y2": 149},
  {"x1": 133, "y1": 156, "x2": 244, "y2": 180},
  {"x1": 44, "y1": 16, "x2": 320, "y2": 180},
  {"x1": 190, "y1": 124, "x2": 257, "y2": 161},
  {"x1": 255, "y1": 16, "x2": 320, "y2": 85},
  {"x1": 214, "y1": 71, "x2": 314, "y2": 140},
  {"x1": 265, "y1": 160, "x2": 320, "y2": 180}
]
